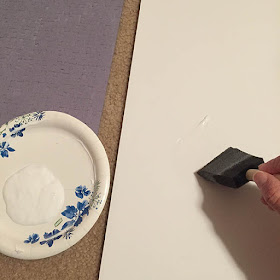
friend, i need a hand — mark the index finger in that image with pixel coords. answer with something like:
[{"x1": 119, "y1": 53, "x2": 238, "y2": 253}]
[
  {"x1": 254, "y1": 171, "x2": 280, "y2": 212},
  {"x1": 259, "y1": 156, "x2": 280, "y2": 174}
]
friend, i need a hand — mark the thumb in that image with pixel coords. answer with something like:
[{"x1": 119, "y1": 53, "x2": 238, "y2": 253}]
[{"x1": 254, "y1": 171, "x2": 280, "y2": 212}]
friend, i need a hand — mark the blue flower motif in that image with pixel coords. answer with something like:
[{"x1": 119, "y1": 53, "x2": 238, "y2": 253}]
[
  {"x1": 25, "y1": 182, "x2": 96, "y2": 248},
  {"x1": 75, "y1": 185, "x2": 91, "y2": 199},
  {"x1": 40, "y1": 235, "x2": 62, "y2": 247},
  {"x1": 9, "y1": 123, "x2": 21, "y2": 133},
  {"x1": 43, "y1": 229, "x2": 60, "y2": 239},
  {"x1": 77, "y1": 200, "x2": 88, "y2": 211},
  {"x1": 53, "y1": 234, "x2": 63, "y2": 241},
  {"x1": 11, "y1": 128, "x2": 25, "y2": 138},
  {"x1": 74, "y1": 216, "x2": 83, "y2": 227},
  {"x1": 0, "y1": 142, "x2": 15, "y2": 158},
  {"x1": 33, "y1": 111, "x2": 45, "y2": 121},
  {"x1": 82, "y1": 206, "x2": 90, "y2": 216},
  {"x1": 61, "y1": 205, "x2": 77, "y2": 219},
  {"x1": 61, "y1": 220, "x2": 75, "y2": 230},
  {"x1": 40, "y1": 239, "x2": 54, "y2": 247},
  {"x1": 24, "y1": 233, "x2": 40, "y2": 244}
]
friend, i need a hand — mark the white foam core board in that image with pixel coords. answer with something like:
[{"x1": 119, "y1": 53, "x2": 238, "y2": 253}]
[{"x1": 100, "y1": 1, "x2": 280, "y2": 279}]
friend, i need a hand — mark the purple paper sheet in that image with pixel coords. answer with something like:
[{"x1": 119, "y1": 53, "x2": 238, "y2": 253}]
[{"x1": 0, "y1": 0, "x2": 124, "y2": 133}]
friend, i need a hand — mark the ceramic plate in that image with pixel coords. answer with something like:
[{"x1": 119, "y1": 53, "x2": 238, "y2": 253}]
[{"x1": 0, "y1": 111, "x2": 110, "y2": 260}]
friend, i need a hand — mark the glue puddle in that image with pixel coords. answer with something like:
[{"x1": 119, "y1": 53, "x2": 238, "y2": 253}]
[{"x1": 3, "y1": 164, "x2": 65, "y2": 226}]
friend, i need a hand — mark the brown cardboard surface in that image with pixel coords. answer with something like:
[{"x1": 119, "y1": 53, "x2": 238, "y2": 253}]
[{"x1": 0, "y1": 0, "x2": 140, "y2": 279}]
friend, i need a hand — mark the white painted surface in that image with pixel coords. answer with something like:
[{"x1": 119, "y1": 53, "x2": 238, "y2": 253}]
[{"x1": 100, "y1": 1, "x2": 280, "y2": 279}]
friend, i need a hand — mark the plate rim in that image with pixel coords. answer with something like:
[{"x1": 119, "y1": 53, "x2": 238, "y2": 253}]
[{"x1": 0, "y1": 111, "x2": 110, "y2": 260}]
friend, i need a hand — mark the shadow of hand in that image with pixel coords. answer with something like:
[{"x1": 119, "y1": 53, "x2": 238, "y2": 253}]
[{"x1": 197, "y1": 176, "x2": 280, "y2": 280}]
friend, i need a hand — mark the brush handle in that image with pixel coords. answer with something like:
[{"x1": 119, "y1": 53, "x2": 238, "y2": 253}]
[
  {"x1": 246, "y1": 169, "x2": 280, "y2": 181},
  {"x1": 246, "y1": 169, "x2": 258, "y2": 181}
]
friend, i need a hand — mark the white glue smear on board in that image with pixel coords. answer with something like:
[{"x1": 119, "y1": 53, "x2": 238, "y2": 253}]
[
  {"x1": 197, "y1": 115, "x2": 210, "y2": 127},
  {"x1": 3, "y1": 164, "x2": 65, "y2": 226}
]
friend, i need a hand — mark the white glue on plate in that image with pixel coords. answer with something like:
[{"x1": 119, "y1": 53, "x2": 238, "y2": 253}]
[{"x1": 3, "y1": 164, "x2": 64, "y2": 226}]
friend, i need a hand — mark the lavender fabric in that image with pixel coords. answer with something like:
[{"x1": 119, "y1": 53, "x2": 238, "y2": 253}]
[{"x1": 0, "y1": 0, "x2": 124, "y2": 133}]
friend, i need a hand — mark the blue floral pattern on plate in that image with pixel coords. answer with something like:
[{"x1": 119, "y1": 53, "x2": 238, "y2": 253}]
[
  {"x1": 32, "y1": 111, "x2": 45, "y2": 121},
  {"x1": 25, "y1": 181, "x2": 102, "y2": 247},
  {"x1": 24, "y1": 233, "x2": 40, "y2": 244},
  {"x1": 0, "y1": 111, "x2": 110, "y2": 260},
  {"x1": 0, "y1": 111, "x2": 45, "y2": 158},
  {"x1": 75, "y1": 185, "x2": 91, "y2": 199},
  {"x1": 0, "y1": 142, "x2": 15, "y2": 158}
]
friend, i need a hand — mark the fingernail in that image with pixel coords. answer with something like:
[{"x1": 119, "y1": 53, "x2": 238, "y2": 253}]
[{"x1": 253, "y1": 171, "x2": 268, "y2": 187}]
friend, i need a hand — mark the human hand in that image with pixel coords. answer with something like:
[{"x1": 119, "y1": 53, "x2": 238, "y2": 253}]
[{"x1": 253, "y1": 156, "x2": 280, "y2": 212}]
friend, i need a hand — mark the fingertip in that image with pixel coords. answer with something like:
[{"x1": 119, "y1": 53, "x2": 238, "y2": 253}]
[
  {"x1": 258, "y1": 163, "x2": 266, "y2": 171},
  {"x1": 253, "y1": 171, "x2": 268, "y2": 188},
  {"x1": 255, "y1": 172, "x2": 280, "y2": 211}
]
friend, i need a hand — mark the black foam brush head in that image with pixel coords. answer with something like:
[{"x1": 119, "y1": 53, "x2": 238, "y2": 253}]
[{"x1": 197, "y1": 147, "x2": 264, "y2": 188}]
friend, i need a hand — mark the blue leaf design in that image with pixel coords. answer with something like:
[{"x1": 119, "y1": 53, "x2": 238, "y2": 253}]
[
  {"x1": 11, "y1": 128, "x2": 25, "y2": 138},
  {"x1": 7, "y1": 146, "x2": 15, "y2": 152},
  {"x1": 53, "y1": 234, "x2": 62, "y2": 241},
  {"x1": 52, "y1": 229, "x2": 60, "y2": 235},
  {"x1": 75, "y1": 185, "x2": 84, "y2": 199},
  {"x1": 43, "y1": 232, "x2": 53, "y2": 239},
  {"x1": 40, "y1": 241, "x2": 47, "y2": 245},
  {"x1": 77, "y1": 202, "x2": 83, "y2": 211},
  {"x1": 61, "y1": 205, "x2": 77, "y2": 219},
  {"x1": 0, "y1": 142, "x2": 15, "y2": 158},
  {"x1": 75, "y1": 191, "x2": 83, "y2": 199},
  {"x1": 14, "y1": 123, "x2": 21, "y2": 128},
  {"x1": 47, "y1": 239, "x2": 54, "y2": 247},
  {"x1": 24, "y1": 233, "x2": 39, "y2": 244},
  {"x1": 61, "y1": 220, "x2": 75, "y2": 230},
  {"x1": 75, "y1": 186, "x2": 83, "y2": 191},
  {"x1": 84, "y1": 189, "x2": 91, "y2": 196},
  {"x1": 77, "y1": 200, "x2": 88, "y2": 211},
  {"x1": 2, "y1": 133, "x2": 6, "y2": 138},
  {"x1": 17, "y1": 129, "x2": 25, "y2": 137},
  {"x1": 31, "y1": 233, "x2": 40, "y2": 244},
  {"x1": 82, "y1": 206, "x2": 90, "y2": 216},
  {"x1": 1, "y1": 150, "x2": 8, "y2": 158},
  {"x1": 43, "y1": 229, "x2": 60, "y2": 239},
  {"x1": 9, "y1": 127, "x2": 14, "y2": 132},
  {"x1": 24, "y1": 237, "x2": 31, "y2": 244},
  {"x1": 74, "y1": 216, "x2": 83, "y2": 227}
]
